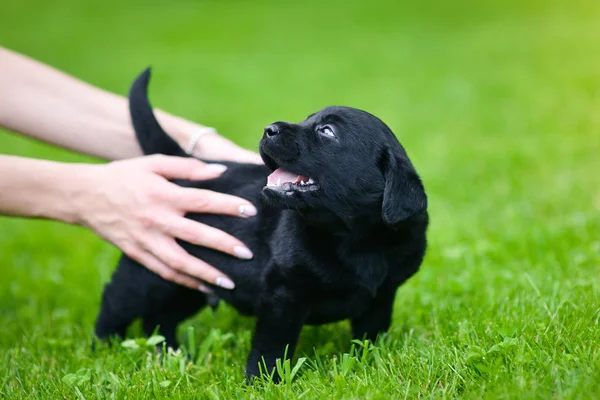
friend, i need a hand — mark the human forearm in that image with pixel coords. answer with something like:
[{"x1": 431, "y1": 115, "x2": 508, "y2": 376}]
[
  {"x1": 0, "y1": 47, "x2": 144, "y2": 159},
  {"x1": 0, "y1": 154, "x2": 257, "y2": 290},
  {"x1": 0, "y1": 47, "x2": 216, "y2": 160},
  {"x1": 0, "y1": 155, "x2": 89, "y2": 223}
]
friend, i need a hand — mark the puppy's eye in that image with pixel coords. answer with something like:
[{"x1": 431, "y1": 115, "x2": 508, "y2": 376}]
[{"x1": 317, "y1": 125, "x2": 336, "y2": 138}]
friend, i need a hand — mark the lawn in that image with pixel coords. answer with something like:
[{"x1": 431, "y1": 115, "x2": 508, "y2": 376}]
[{"x1": 1, "y1": 0, "x2": 600, "y2": 398}]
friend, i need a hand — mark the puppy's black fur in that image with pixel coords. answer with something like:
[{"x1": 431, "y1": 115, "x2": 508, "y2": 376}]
[{"x1": 95, "y1": 69, "x2": 428, "y2": 380}]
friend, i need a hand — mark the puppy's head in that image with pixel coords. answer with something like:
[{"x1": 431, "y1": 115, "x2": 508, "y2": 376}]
[{"x1": 260, "y1": 106, "x2": 427, "y2": 227}]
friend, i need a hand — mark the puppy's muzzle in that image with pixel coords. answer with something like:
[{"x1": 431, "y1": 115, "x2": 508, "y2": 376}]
[
  {"x1": 260, "y1": 121, "x2": 298, "y2": 164},
  {"x1": 259, "y1": 122, "x2": 319, "y2": 195}
]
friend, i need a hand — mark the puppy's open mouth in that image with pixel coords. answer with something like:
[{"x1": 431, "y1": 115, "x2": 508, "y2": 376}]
[{"x1": 266, "y1": 168, "x2": 319, "y2": 193}]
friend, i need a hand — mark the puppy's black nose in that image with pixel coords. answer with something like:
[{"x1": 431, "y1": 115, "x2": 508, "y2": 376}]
[{"x1": 264, "y1": 124, "x2": 279, "y2": 137}]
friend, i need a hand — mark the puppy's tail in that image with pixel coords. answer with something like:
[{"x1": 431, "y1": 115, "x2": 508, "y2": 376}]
[{"x1": 128, "y1": 68, "x2": 187, "y2": 157}]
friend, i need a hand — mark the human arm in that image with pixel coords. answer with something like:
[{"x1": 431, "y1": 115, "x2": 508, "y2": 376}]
[
  {"x1": 0, "y1": 154, "x2": 259, "y2": 290},
  {"x1": 0, "y1": 46, "x2": 262, "y2": 163},
  {"x1": 0, "y1": 47, "x2": 264, "y2": 290}
]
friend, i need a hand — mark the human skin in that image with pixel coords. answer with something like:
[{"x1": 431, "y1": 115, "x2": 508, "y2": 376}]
[{"x1": 0, "y1": 47, "x2": 262, "y2": 290}]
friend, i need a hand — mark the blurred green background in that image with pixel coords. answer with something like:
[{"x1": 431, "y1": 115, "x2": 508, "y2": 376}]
[{"x1": 1, "y1": 0, "x2": 600, "y2": 398}]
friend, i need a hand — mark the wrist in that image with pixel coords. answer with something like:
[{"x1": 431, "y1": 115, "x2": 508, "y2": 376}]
[
  {"x1": 59, "y1": 164, "x2": 103, "y2": 227},
  {"x1": 40, "y1": 162, "x2": 99, "y2": 226},
  {"x1": 155, "y1": 110, "x2": 216, "y2": 154}
]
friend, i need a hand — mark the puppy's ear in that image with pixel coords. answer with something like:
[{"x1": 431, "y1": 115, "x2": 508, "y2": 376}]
[
  {"x1": 129, "y1": 68, "x2": 188, "y2": 157},
  {"x1": 380, "y1": 147, "x2": 427, "y2": 226}
]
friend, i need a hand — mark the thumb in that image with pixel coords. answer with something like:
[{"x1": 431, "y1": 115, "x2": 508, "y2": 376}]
[
  {"x1": 145, "y1": 155, "x2": 228, "y2": 180},
  {"x1": 231, "y1": 149, "x2": 264, "y2": 165}
]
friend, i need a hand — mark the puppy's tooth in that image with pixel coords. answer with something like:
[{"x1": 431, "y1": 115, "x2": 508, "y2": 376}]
[
  {"x1": 277, "y1": 178, "x2": 281, "y2": 186},
  {"x1": 308, "y1": 178, "x2": 315, "y2": 184}
]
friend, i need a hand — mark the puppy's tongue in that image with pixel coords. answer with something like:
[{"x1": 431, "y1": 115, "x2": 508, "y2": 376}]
[{"x1": 267, "y1": 168, "x2": 308, "y2": 186}]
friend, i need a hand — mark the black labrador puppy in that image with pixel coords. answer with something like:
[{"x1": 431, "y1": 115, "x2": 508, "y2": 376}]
[{"x1": 95, "y1": 69, "x2": 428, "y2": 380}]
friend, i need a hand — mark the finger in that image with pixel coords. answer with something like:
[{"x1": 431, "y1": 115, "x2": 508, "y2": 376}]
[
  {"x1": 231, "y1": 149, "x2": 264, "y2": 165},
  {"x1": 145, "y1": 154, "x2": 228, "y2": 180},
  {"x1": 159, "y1": 216, "x2": 253, "y2": 260},
  {"x1": 170, "y1": 187, "x2": 257, "y2": 218},
  {"x1": 149, "y1": 239, "x2": 236, "y2": 290},
  {"x1": 197, "y1": 284, "x2": 214, "y2": 294},
  {"x1": 191, "y1": 133, "x2": 263, "y2": 164},
  {"x1": 198, "y1": 147, "x2": 263, "y2": 165},
  {"x1": 126, "y1": 247, "x2": 204, "y2": 290}
]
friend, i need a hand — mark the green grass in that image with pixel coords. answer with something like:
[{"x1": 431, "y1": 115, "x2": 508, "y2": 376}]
[{"x1": 2, "y1": 0, "x2": 600, "y2": 398}]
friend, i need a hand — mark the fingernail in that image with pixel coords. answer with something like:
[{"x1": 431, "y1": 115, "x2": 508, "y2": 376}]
[
  {"x1": 198, "y1": 284, "x2": 214, "y2": 294},
  {"x1": 238, "y1": 204, "x2": 257, "y2": 217},
  {"x1": 206, "y1": 163, "x2": 228, "y2": 173},
  {"x1": 234, "y1": 246, "x2": 253, "y2": 260},
  {"x1": 215, "y1": 276, "x2": 235, "y2": 289}
]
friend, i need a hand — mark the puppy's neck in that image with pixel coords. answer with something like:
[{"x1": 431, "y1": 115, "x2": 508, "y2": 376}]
[{"x1": 294, "y1": 207, "x2": 386, "y2": 238}]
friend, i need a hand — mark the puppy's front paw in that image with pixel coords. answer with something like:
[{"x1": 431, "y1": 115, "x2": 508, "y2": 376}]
[
  {"x1": 244, "y1": 370, "x2": 259, "y2": 385},
  {"x1": 244, "y1": 357, "x2": 280, "y2": 384},
  {"x1": 244, "y1": 370, "x2": 281, "y2": 385}
]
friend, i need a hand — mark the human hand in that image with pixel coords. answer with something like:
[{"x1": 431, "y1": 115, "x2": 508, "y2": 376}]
[
  {"x1": 157, "y1": 113, "x2": 263, "y2": 164},
  {"x1": 74, "y1": 155, "x2": 257, "y2": 290},
  {"x1": 190, "y1": 131, "x2": 263, "y2": 164}
]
